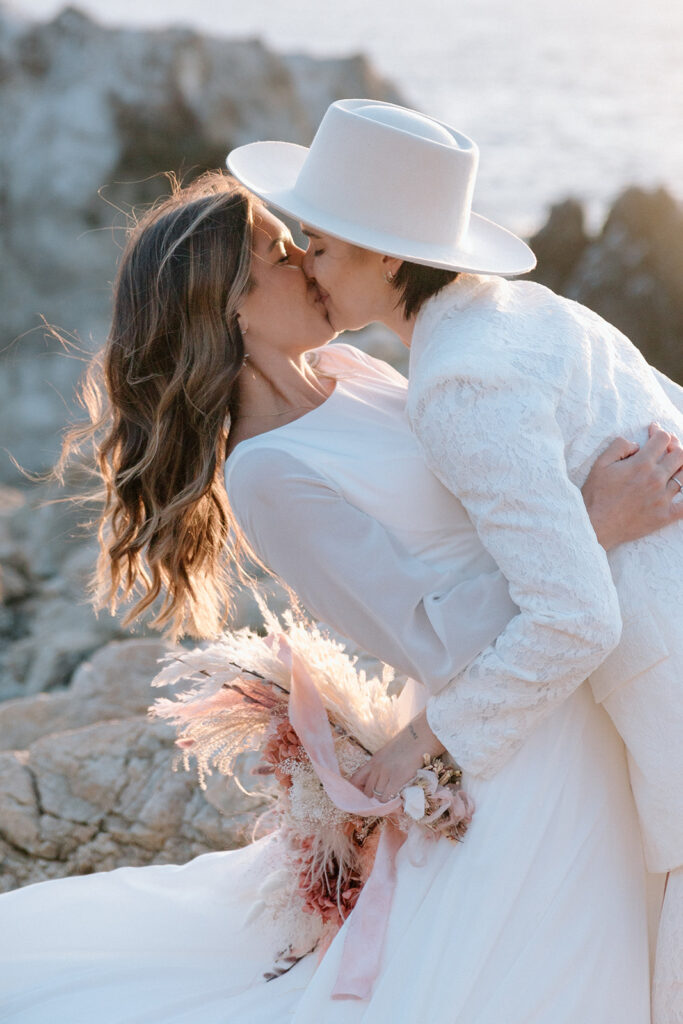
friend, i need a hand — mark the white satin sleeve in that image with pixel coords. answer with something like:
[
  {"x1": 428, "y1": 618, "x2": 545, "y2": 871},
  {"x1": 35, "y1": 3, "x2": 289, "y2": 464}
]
[
  {"x1": 226, "y1": 446, "x2": 518, "y2": 692},
  {"x1": 411, "y1": 347, "x2": 623, "y2": 778}
]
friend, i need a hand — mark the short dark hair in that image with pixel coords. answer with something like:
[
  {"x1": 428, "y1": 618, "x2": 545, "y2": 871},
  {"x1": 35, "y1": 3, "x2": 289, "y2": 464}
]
[{"x1": 392, "y1": 262, "x2": 459, "y2": 318}]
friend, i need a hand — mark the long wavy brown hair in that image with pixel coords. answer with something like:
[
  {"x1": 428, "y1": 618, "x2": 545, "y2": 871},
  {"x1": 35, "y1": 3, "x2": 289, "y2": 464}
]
[{"x1": 55, "y1": 171, "x2": 258, "y2": 640}]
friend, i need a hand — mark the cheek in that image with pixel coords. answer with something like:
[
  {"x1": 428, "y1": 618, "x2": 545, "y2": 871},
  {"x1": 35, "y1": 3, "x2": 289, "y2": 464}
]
[
  {"x1": 327, "y1": 264, "x2": 362, "y2": 308},
  {"x1": 311, "y1": 257, "x2": 334, "y2": 291},
  {"x1": 314, "y1": 255, "x2": 347, "y2": 291},
  {"x1": 344, "y1": 267, "x2": 376, "y2": 313}
]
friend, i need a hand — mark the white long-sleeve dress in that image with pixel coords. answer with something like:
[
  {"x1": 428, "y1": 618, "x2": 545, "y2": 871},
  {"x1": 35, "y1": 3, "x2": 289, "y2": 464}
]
[{"x1": 0, "y1": 343, "x2": 650, "y2": 1023}]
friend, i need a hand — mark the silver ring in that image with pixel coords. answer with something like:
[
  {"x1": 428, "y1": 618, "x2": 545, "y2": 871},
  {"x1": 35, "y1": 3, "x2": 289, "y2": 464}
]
[
  {"x1": 673, "y1": 476, "x2": 683, "y2": 491},
  {"x1": 372, "y1": 787, "x2": 384, "y2": 797}
]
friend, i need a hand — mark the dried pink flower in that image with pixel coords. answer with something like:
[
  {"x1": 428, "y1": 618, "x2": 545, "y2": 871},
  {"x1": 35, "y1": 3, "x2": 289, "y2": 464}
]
[{"x1": 262, "y1": 721, "x2": 306, "y2": 789}]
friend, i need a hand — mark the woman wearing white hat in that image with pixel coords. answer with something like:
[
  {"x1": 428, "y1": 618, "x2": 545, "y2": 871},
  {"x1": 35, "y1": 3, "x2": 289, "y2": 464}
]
[{"x1": 229, "y1": 98, "x2": 683, "y2": 1020}]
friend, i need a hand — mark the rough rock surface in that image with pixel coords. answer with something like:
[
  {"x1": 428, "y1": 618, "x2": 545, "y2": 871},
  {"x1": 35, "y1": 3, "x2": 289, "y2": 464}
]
[
  {"x1": 0, "y1": 4, "x2": 403, "y2": 484},
  {"x1": 528, "y1": 187, "x2": 683, "y2": 383},
  {"x1": 0, "y1": 639, "x2": 271, "y2": 892},
  {"x1": 0, "y1": 463, "x2": 294, "y2": 705},
  {"x1": 0, "y1": 473, "x2": 134, "y2": 704}
]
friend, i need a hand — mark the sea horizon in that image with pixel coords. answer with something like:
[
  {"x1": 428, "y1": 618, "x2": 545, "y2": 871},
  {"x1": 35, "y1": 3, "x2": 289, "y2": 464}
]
[{"x1": 7, "y1": 0, "x2": 683, "y2": 234}]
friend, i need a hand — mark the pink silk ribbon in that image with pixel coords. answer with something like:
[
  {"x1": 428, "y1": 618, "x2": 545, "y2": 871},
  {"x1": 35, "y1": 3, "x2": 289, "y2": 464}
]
[
  {"x1": 331, "y1": 820, "x2": 406, "y2": 1000},
  {"x1": 281, "y1": 637, "x2": 408, "y2": 999}
]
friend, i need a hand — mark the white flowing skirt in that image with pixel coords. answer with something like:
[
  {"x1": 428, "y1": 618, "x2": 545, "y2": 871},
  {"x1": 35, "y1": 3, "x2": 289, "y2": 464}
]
[{"x1": 0, "y1": 685, "x2": 650, "y2": 1023}]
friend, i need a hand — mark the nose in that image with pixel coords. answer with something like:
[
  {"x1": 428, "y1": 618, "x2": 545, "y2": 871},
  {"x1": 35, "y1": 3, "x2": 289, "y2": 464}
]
[
  {"x1": 301, "y1": 243, "x2": 315, "y2": 280},
  {"x1": 288, "y1": 243, "x2": 309, "y2": 275}
]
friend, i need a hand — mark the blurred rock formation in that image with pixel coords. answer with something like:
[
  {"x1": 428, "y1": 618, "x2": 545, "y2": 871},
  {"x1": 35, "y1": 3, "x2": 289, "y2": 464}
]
[
  {"x1": 0, "y1": 3, "x2": 402, "y2": 485},
  {"x1": 527, "y1": 187, "x2": 683, "y2": 383}
]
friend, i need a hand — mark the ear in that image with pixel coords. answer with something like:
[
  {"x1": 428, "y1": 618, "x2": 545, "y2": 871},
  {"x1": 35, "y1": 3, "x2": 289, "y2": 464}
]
[
  {"x1": 380, "y1": 254, "x2": 402, "y2": 285},
  {"x1": 381, "y1": 254, "x2": 403, "y2": 279},
  {"x1": 237, "y1": 312, "x2": 249, "y2": 334}
]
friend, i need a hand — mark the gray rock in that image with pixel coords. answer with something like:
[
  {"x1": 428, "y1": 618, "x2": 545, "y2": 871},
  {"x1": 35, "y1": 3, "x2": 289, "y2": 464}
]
[
  {"x1": 0, "y1": 638, "x2": 167, "y2": 750},
  {"x1": 526, "y1": 199, "x2": 589, "y2": 294},
  {"x1": 0, "y1": 638, "x2": 272, "y2": 892},
  {"x1": 0, "y1": 464, "x2": 149, "y2": 701},
  {"x1": 528, "y1": 187, "x2": 683, "y2": 383}
]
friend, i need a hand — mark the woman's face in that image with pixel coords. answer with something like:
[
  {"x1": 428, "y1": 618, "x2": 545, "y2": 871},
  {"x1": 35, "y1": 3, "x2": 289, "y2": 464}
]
[
  {"x1": 237, "y1": 208, "x2": 335, "y2": 355},
  {"x1": 301, "y1": 229, "x2": 395, "y2": 333}
]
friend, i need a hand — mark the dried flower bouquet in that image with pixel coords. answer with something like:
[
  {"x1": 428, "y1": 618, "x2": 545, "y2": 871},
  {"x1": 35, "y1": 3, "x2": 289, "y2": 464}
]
[{"x1": 150, "y1": 602, "x2": 473, "y2": 997}]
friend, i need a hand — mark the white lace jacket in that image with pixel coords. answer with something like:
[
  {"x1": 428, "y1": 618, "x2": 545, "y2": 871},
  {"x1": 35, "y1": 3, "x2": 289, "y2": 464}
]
[{"x1": 408, "y1": 274, "x2": 683, "y2": 869}]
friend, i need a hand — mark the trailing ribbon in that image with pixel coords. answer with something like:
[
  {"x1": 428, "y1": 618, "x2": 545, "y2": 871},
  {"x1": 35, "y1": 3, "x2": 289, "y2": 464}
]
[
  {"x1": 282, "y1": 637, "x2": 408, "y2": 1000},
  {"x1": 331, "y1": 820, "x2": 405, "y2": 1000}
]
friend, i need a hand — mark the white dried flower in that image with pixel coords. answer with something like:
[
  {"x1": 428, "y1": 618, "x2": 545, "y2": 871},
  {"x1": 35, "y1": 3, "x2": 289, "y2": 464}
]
[
  {"x1": 415, "y1": 769, "x2": 440, "y2": 797},
  {"x1": 402, "y1": 785, "x2": 426, "y2": 821}
]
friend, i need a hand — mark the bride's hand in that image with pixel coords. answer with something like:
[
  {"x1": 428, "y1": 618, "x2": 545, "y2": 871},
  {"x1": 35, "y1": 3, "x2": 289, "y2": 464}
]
[
  {"x1": 349, "y1": 710, "x2": 445, "y2": 803},
  {"x1": 583, "y1": 423, "x2": 683, "y2": 550}
]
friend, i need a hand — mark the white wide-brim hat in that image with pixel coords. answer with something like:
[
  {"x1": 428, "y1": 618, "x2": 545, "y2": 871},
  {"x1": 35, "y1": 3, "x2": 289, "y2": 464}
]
[{"x1": 227, "y1": 98, "x2": 536, "y2": 277}]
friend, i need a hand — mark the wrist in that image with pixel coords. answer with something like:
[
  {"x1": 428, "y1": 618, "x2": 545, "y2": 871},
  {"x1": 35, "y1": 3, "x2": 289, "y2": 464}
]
[
  {"x1": 585, "y1": 500, "x2": 615, "y2": 551},
  {"x1": 410, "y1": 712, "x2": 445, "y2": 757},
  {"x1": 595, "y1": 521, "x2": 616, "y2": 551}
]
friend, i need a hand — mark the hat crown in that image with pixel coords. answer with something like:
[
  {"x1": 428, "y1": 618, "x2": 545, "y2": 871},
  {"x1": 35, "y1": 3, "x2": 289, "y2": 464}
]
[
  {"x1": 353, "y1": 102, "x2": 457, "y2": 147},
  {"x1": 293, "y1": 99, "x2": 478, "y2": 248}
]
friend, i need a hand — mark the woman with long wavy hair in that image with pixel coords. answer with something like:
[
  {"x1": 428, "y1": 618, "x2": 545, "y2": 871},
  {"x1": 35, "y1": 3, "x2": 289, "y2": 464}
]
[{"x1": 0, "y1": 169, "x2": 677, "y2": 1023}]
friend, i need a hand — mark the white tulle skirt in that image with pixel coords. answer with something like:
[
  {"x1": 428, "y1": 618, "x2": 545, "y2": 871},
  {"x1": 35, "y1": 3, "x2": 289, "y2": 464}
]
[{"x1": 0, "y1": 685, "x2": 651, "y2": 1023}]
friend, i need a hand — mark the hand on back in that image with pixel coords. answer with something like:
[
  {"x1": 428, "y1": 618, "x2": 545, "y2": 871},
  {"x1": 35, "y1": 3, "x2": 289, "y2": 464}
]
[{"x1": 583, "y1": 423, "x2": 683, "y2": 550}]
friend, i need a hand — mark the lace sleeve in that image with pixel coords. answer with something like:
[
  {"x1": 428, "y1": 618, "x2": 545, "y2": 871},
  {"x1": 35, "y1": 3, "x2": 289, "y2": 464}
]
[
  {"x1": 411, "y1": 356, "x2": 623, "y2": 778},
  {"x1": 226, "y1": 446, "x2": 517, "y2": 693},
  {"x1": 652, "y1": 366, "x2": 683, "y2": 415}
]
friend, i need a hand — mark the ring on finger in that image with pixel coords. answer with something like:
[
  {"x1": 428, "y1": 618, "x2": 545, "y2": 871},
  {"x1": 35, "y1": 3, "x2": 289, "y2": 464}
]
[
  {"x1": 372, "y1": 787, "x2": 384, "y2": 797},
  {"x1": 673, "y1": 476, "x2": 683, "y2": 491}
]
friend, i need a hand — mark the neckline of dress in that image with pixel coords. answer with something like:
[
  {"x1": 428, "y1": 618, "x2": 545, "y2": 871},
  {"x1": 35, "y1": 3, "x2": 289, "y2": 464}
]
[{"x1": 225, "y1": 360, "x2": 343, "y2": 467}]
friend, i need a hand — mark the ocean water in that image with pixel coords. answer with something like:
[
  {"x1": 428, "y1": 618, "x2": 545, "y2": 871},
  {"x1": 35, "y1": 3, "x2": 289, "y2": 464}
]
[{"x1": 11, "y1": 0, "x2": 683, "y2": 233}]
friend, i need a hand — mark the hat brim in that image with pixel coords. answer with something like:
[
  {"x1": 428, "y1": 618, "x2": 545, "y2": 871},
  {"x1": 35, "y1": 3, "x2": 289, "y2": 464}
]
[{"x1": 228, "y1": 141, "x2": 536, "y2": 277}]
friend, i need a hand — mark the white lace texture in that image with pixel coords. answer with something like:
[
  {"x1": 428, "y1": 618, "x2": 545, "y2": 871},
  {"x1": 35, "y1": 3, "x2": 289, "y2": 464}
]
[
  {"x1": 411, "y1": 357, "x2": 621, "y2": 778},
  {"x1": 408, "y1": 275, "x2": 683, "y2": 797}
]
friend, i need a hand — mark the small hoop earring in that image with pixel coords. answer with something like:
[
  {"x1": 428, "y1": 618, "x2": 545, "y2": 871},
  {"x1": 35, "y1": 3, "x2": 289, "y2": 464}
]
[{"x1": 384, "y1": 270, "x2": 395, "y2": 284}]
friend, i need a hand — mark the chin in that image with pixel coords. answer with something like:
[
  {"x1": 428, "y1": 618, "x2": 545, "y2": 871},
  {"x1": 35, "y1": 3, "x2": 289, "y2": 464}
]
[
  {"x1": 317, "y1": 319, "x2": 338, "y2": 344},
  {"x1": 328, "y1": 313, "x2": 357, "y2": 334},
  {"x1": 306, "y1": 329, "x2": 337, "y2": 352}
]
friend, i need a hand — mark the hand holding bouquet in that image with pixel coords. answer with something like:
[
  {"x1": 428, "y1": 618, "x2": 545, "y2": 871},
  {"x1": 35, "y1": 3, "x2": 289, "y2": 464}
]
[{"x1": 150, "y1": 603, "x2": 473, "y2": 999}]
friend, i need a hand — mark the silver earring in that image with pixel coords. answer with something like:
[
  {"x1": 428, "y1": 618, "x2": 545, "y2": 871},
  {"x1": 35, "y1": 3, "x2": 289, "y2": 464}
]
[{"x1": 384, "y1": 270, "x2": 395, "y2": 284}]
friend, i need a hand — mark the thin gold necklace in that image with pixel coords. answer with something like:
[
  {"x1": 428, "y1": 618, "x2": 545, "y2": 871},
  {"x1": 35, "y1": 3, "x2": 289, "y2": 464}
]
[{"x1": 233, "y1": 367, "x2": 334, "y2": 421}]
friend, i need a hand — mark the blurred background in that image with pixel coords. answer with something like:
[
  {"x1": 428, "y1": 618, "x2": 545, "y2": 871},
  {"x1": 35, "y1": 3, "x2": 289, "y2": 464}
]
[{"x1": 1, "y1": 0, "x2": 681, "y2": 888}]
